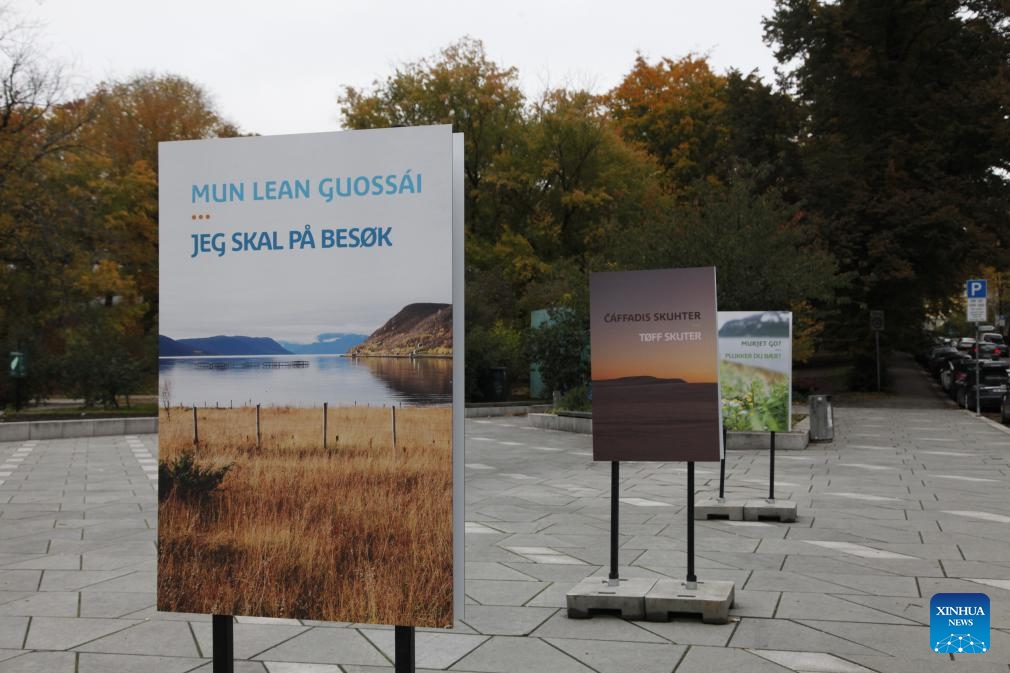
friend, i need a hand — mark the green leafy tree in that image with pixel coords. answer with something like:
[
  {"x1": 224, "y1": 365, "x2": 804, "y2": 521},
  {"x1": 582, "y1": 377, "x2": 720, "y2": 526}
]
[
  {"x1": 340, "y1": 37, "x2": 526, "y2": 242},
  {"x1": 527, "y1": 306, "x2": 589, "y2": 396},
  {"x1": 719, "y1": 69, "x2": 803, "y2": 196},
  {"x1": 609, "y1": 177, "x2": 841, "y2": 358},
  {"x1": 493, "y1": 89, "x2": 666, "y2": 268},
  {"x1": 765, "y1": 0, "x2": 1010, "y2": 345}
]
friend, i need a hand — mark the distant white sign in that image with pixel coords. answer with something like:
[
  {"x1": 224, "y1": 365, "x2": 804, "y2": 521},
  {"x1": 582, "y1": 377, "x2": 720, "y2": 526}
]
[{"x1": 967, "y1": 299, "x2": 987, "y2": 323}]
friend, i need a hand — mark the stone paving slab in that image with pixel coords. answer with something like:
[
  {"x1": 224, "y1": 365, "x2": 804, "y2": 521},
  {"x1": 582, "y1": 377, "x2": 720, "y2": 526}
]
[{"x1": 0, "y1": 363, "x2": 1009, "y2": 671}]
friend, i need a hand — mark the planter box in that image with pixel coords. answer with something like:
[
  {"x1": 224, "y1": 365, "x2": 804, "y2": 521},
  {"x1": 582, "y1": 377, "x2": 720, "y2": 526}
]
[
  {"x1": 465, "y1": 404, "x2": 551, "y2": 418},
  {"x1": 528, "y1": 413, "x2": 593, "y2": 434},
  {"x1": 0, "y1": 417, "x2": 157, "y2": 441}
]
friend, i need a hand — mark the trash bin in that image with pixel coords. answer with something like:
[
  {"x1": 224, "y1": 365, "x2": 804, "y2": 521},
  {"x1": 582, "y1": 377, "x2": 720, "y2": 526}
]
[
  {"x1": 479, "y1": 367, "x2": 510, "y2": 402},
  {"x1": 809, "y1": 394, "x2": 834, "y2": 442}
]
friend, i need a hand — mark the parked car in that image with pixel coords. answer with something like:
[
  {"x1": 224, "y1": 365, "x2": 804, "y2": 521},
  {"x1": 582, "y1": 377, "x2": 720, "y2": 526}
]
[
  {"x1": 1002, "y1": 384, "x2": 1010, "y2": 424},
  {"x1": 918, "y1": 342, "x2": 952, "y2": 367},
  {"x1": 970, "y1": 342, "x2": 1008, "y2": 359},
  {"x1": 939, "y1": 353, "x2": 973, "y2": 391},
  {"x1": 958, "y1": 360, "x2": 1010, "y2": 411},
  {"x1": 949, "y1": 359, "x2": 975, "y2": 403},
  {"x1": 955, "y1": 337, "x2": 977, "y2": 353},
  {"x1": 928, "y1": 347, "x2": 967, "y2": 377}
]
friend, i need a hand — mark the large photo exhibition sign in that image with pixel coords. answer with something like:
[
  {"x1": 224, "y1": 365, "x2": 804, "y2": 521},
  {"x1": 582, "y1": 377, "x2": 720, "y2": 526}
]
[
  {"x1": 717, "y1": 311, "x2": 793, "y2": 432},
  {"x1": 590, "y1": 267, "x2": 722, "y2": 462},
  {"x1": 158, "y1": 125, "x2": 461, "y2": 627}
]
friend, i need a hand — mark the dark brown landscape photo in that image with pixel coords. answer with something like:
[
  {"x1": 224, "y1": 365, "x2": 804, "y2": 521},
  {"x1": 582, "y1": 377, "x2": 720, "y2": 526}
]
[
  {"x1": 592, "y1": 377, "x2": 720, "y2": 461},
  {"x1": 157, "y1": 405, "x2": 453, "y2": 627}
]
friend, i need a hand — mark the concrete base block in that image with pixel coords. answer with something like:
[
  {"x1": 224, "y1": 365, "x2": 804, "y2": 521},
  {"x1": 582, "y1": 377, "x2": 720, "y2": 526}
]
[
  {"x1": 727, "y1": 430, "x2": 809, "y2": 450},
  {"x1": 644, "y1": 579, "x2": 735, "y2": 624},
  {"x1": 694, "y1": 498, "x2": 746, "y2": 520},
  {"x1": 742, "y1": 499, "x2": 797, "y2": 523},
  {"x1": 566, "y1": 577, "x2": 656, "y2": 620}
]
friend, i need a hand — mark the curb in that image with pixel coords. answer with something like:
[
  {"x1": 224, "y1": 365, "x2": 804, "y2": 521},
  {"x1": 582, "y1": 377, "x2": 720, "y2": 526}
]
[{"x1": 963, "y1": 409, "x2": 1010, "y2": 435}]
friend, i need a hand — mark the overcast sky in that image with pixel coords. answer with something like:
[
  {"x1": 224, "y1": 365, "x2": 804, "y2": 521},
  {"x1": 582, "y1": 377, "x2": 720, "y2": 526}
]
[{"x1": 16, "y1": 0, "x2": 781, "y2": 136}]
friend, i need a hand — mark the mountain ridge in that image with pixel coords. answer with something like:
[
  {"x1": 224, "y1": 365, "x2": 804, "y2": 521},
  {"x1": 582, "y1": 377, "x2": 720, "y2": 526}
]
[
  {"x1": 349, "y1": 303, "x2": 452, "y2": 356},
  {"x1": 159, "y1": 335, "x2": 291, "y2": 356}
]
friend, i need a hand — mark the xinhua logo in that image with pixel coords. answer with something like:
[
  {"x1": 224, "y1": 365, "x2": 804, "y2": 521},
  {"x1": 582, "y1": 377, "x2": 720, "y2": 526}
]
[{"x1": 930, "y1": 593, "x2": 989, "y2": 654}]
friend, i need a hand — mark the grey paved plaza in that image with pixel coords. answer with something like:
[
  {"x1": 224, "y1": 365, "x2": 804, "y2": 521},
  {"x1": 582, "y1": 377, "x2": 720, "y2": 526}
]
[{"x1": 0, "y1": 356, "x2": 1008, "y2": 671}]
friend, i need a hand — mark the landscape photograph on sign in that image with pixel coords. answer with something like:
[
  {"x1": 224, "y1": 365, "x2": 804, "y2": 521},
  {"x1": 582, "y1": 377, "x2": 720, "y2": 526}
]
[
  {"x1": 589, "y1": 267, "x2": 722, "y2": 462},
  {"x1": 717, "y1": 311, "x2": 792, "y2": 432},
  {"x1": 157, "y1": 127, "x2": 455, "y2": 627}
]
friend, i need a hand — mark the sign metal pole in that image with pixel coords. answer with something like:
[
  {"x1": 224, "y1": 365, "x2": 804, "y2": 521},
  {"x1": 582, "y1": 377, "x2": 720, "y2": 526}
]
[
  {"x1": 718, "y1": 426, "x2": 726, "y2": 500},
  {"x1": 609, "y1": 461, "x2": 620, "y2": 584},
  {"x1": 875, "y1": 331, "x2": 881, "y2": 392},
  {"x1": 212, "y1": 614, "x2": 233, "y2": 673},
  {"x1": 395, "y1": 625, "x2": 415, "y2": 673},
  {"x1": 685, "y1": 461, "x2": 697, "y2": 589},
  {"x1": 966, "y1": 280, "x2": 988, "y2": 416},
  {"x1": 768, "y1": 431, "x2": 776, "y2": 502},
  {"x1": 976, "y1": 322, "x2": 981, "y2": 417}
]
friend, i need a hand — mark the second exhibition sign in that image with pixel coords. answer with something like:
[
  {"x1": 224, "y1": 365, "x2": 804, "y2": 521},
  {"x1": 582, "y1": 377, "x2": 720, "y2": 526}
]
[{"x1": 590, "y1": 267, "x2": 723, "y2": 462}]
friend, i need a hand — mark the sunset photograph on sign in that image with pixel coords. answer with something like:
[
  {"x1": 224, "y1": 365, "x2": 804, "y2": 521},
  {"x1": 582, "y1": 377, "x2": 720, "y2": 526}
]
[{"x1": 590, "y1": 267, "x2": 722, "y2": 462}]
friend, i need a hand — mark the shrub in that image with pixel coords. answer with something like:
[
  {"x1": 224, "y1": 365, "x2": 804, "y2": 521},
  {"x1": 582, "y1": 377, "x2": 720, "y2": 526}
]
[
  {"x1": 159, "y1": 450, "x2": 231, "y2": 501},
  {"x1": 556, "y1": 385, "x2": 591, "y2": 412},
  {"x1": 527, "y1": 307, "x2": 589, "y2": 396}
]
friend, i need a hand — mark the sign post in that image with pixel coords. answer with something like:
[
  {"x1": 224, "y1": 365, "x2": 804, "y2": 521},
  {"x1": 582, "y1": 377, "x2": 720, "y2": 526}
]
[
  {"x1": 567, "y1": 267, "x2": 733, "y2": 624},
  {"x1": 967, "y1": 280, "x2": 988, "y2": 416},
  {"x1": 703, "y1": 312, "x2": 795, "y2": 522},
  {"x1": 870, "y1": 310, "x2": 884, "y2": 392}
]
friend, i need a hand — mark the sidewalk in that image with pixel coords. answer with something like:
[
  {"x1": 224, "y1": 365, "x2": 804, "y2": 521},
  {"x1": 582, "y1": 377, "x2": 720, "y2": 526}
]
[{"x1": 0, "y1": 358, "x2": 1007, "y2": 672}]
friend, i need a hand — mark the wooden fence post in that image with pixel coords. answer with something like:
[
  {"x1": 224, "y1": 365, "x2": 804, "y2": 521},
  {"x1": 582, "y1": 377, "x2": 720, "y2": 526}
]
[{"x1": 391, "y1": 406, "x2": 397, "y2": 452}]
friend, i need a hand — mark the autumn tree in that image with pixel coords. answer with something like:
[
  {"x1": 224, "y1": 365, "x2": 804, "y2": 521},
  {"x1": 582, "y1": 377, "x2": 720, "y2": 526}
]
[
  {"x1": 0, "y1": 29, "x2": 239, "y2": 406},
  {"x1": 340, "y1": 42, "x2": 673, "y2": 399},
  {"x1": 74, "y1": 74, "x2": 239, "y2": 335},
  {"x1": 0, "y1": 9, "x2": 102, "y2": 404},
  {"x1": 765, "y1": 0, "x2": 1010, "y2": 344},
  {"x1": 86, "y1": 74, "x2": 240, "y2": 175},
  {"x1": 607, "y1": 55, "x2": 728, "y2": 195},
  {"x1": 50, "y1": 74, "x2": 241, "y2": 402}
]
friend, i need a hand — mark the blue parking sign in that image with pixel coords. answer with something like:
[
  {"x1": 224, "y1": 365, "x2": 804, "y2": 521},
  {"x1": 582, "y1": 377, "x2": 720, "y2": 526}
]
[{"x1": 967, "y1": 279, "x2": 987, "y2": 299}]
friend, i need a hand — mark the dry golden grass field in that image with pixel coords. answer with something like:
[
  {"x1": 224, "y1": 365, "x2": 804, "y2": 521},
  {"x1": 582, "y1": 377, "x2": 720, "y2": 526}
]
[{"x1": 157, "y1": 405, "x2": 453, "y2": 627}]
